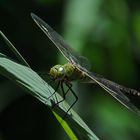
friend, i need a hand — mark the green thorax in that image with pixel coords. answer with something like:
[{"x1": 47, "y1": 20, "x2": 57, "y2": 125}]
[{"x1": 49, "y1": 63, "x2": 86, "y2": 82}]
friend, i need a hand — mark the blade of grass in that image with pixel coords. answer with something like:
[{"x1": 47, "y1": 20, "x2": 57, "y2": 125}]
[
  {"x1": 53, "y1": 112, "x2": 78, "y2": 140},
  {"x1": 0, "y1": 30, "x2": 99, "y2": 139},
  {"x1": 0, "y1": 31, "x2": 30, "y2": 67},
  {"x1": 0, "y1": 53, "x2": 99, "y2": 140}
]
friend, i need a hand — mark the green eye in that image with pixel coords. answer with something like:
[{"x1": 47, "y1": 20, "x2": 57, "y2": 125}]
[
  {"x1": 54, "y1": 68, "x2": 58, "y2": 72},
  {"x1": 57, "y1": 67, "x2": 65, "y2": 78},
  {"x1": 49, "y1": 67, "x2": 57, "y2": 79},
  {"x1": 58, "y1": 67, "x2": 65, "y2": 73}
]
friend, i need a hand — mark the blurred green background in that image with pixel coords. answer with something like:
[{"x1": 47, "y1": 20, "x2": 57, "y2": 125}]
[{"x1": 0, "y1": 0, "x2": 140, "y2": 140}]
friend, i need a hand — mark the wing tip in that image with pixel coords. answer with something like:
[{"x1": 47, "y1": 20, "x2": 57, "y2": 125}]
[{"x1": 30, "y1": 12, "x2": 38, "y2": 20}]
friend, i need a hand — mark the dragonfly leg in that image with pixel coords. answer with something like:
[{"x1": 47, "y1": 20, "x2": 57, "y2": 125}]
[
  {"x1": 53, "y1": 82, "x2": 69, "y2": 106},
  {"x1": 50, "y1": 81, "x2": 78, "y2": 118},
  {"x1": 48, "y1": 81, "x2": 60, "y2": 103},
  {"x1": 65, "y1": 83, "x2": 78, "y2": 114}
]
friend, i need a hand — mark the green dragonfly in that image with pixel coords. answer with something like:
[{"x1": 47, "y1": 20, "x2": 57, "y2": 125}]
[{"x1": 31, "y1": 13, "x2": 140, "y2": 116}]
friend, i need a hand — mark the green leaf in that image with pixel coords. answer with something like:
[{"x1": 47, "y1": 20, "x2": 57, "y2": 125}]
[
  {"x1": 53, "y1": 112, "x2": 78, "y2": 140},
  {"x1": 0, "y1": 31, "x2": 30, "y2": 67},
  {"x1": 0, "y1": 53, "x2": 99, "y2": 140}
]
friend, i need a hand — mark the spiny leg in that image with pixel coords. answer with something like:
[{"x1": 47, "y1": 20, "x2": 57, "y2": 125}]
[
  {"x1": 40, "y1": 75, "x2": 58, "y2": 105},
  {"x1": 53, "y1": 81, "x2": 70, "y2": 106},
  {"x1": 50, "y1": 82, "x2": 78, "y2": 118},
  {"x1": 48, "y1": 81, "x2": 60, "y2": 104},
  {"x1": 65, "y1": 83, "x2": 78, "y2": 114},
  {"x1": 54, "y1": 82, "x2": 76, "y2": 119}
]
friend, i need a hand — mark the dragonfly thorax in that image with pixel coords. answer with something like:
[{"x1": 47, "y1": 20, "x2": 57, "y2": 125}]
[{"x1": 49, "y1": 63, "x2": 86, "y2": 82}]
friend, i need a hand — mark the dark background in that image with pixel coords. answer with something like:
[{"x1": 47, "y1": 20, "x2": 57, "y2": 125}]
[{"x1": 0, "y1": 0, "x2": 140, "y2": 140}]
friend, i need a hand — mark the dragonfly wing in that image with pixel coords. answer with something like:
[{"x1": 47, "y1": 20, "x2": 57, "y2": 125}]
[
  {"x1": 31, "y1": 13, "x2": 90, "y2": 69},
  {"x1": 31, "y1": 13, "x2": 140, "y2": 116},
  {"x1": 80, "y1": 68, "x2": 140, "y2": 116}
]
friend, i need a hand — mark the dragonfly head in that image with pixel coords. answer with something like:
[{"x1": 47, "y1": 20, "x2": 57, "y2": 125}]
[{"x1": 49, "y1": 65, "x2": 65, "y2": 81}]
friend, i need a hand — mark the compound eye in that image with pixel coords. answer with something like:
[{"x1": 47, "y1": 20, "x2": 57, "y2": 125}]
[
  {"x1": 54, "y1": 68, "x2": 58, "y2": 72},
  {"x1": 53, "y1": 68, "x2": 58, "y2": 77},
  {"x1": 58, "y1": 67, "x2": 65, "y2": 73},
  {"x1": 49, "y1": 67, "x2": 58, "y2": 79}
]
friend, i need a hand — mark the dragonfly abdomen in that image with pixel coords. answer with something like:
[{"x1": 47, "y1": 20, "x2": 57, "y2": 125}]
[{"x1": 119, "y1": 86, "x2": 140, "y2": 96}]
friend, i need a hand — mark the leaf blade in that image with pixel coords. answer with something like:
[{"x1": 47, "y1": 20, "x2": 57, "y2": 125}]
[{"x1": 0, "y1": 53, "x2": 99, "y2": 140}]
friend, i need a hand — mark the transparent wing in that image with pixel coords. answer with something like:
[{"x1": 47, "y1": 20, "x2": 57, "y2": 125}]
[
  {"x1": 81, "y1": 68, "x2": 140, "y2": 116},
  {"x1": 31, "y1": 13, "x2": 90, "y2": 70},
  {"x1": 31, "y1": 13, "x2": 140, "y2": 116}
]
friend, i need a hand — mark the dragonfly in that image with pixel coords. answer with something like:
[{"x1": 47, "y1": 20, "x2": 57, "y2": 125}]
[{"x1": 31, "y1": 13, "x2": 140, "y2": 116}]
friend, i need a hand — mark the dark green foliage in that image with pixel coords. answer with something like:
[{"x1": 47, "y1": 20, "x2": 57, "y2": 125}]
[{"x1": 0, "y1": 0, "x2": 140, "y2": 139}]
